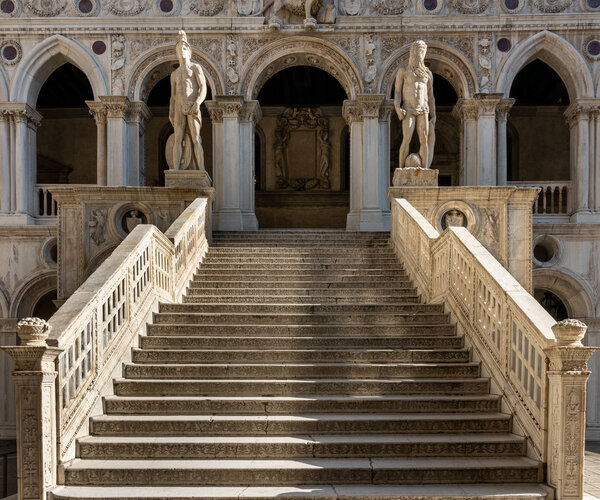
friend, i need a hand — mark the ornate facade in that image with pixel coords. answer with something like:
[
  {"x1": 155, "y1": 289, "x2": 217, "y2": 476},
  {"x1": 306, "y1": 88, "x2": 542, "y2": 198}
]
[{"x1": 1, "y1": 0, "x2": 600, "y2": 471}]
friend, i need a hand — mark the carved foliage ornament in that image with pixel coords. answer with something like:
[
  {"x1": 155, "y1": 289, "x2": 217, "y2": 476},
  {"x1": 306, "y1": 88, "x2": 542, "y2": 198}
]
[
  {"x1": 25, "y1": 0, "x2": 66, "y2": 15},
  {"x1": 190, "y1": 0, "x2": 224, "y2": 15},
  {"x1": 371, "y1": 0, "x2": 406, "y2": 15},
  {"x1": 450, "y1": 0, "x2": 488, "y2": 13},
  {"x1": 108, "y1": 0, "x2": 146, "y2": 14},
  {"x1": 532, "y1": 0, "x2": 572, "y2": 11}
]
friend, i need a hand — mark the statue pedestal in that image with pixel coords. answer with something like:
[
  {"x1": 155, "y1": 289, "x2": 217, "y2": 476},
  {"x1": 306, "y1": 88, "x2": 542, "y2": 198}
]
[
  {"x1": 392, "y1": 167, "x2": 438, "y2": 187},
  {"x1": 165, "y1": 170, "x2": 212, "y2": 188}
]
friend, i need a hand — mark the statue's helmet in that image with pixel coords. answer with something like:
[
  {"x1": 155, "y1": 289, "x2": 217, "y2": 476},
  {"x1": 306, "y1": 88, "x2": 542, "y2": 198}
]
[
  {"x1": 176, "y1": 30, "x2": 191, "y2": 57},
  {"x1": 409, "y1": 40, "x2": 427, "y2": 61}
]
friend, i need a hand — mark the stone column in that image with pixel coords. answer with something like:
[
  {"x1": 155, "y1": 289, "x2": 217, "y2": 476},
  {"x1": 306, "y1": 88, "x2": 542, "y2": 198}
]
[
  {"x1": 86, "y1": 101, "x2": 108, "y2": 186},
  {"x1": 545, "y1": 319, "x2": 599, "y2": 500},
  {"x1": 452, "y1": 99, "x2": 479, "y2": 185},
  {"x1": 342, "y1": 99, "x2": 363, "y2": 231},
  {"x1": 378, "y1": 100, "x2": 394, "y2": 230},
  {"x1": 496, "y1": 98, "x2": 515, "y2": 186},
  {"x1": 474, "y1": 93, "x2": 502, "y2": 186},
  {"x1": 126, "y1": 101, "x2": 152, "y2": 186},
  {"x1": 1, "y1": 318, "x2": 61, "y2": 500},
  {"x1": 99, "y1": 96, "x2": 130, "y2": 187},
  {"x1": 0, "y1": 110, "x2": 11, "y2": 214},
  {"x1": 565, "y1": 102, "x2": 591, "y2": 218},
  {"x1": 239, "y1": 100, "x2": 261, "y2": 230}
]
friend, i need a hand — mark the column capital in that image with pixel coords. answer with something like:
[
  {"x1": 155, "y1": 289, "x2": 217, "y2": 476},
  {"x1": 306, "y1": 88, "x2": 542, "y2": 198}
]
[
  {"x1": 379, "y1": 99, "x2": 395, "y2": 121},
  {"x1": 473, "y1": 93, "x2": 503, "y2": 117},
  {"x1": 239, "y1": 100, "x2": 262, "y2": 124},
  {"x1": 496, "y1": 98, "x2": 515, "y2": 122},
  {"x1": 564, "y1": 99, "x2": 598, "y2": 125},
  {"x1": 342, "y1": 99, "x2": 363, "y2": 125},
  {"x1": 127, "y1": 101, "x2": 153, "y2": 133},
  {"x1": 86, "y1": 100, "x2": 107, "y2": 125},
  {"x1": 99, "y1": 95, "x2": 130, "y2": 119},
  {"x1": 205, "y1": 101, "x2": 223, "y2": 123},
  {"x1": 215, "y1": 95, "x2": 244, "y2": 118},
  {"x1": 0, "y1": 103, "x2": 43, "y2": 129},
  {"x1": 357, "y1": 94, "x2": 385, "y2": 119},
  {"x1": 452, "y1": 98, "x2": 479, "y2": 122}
]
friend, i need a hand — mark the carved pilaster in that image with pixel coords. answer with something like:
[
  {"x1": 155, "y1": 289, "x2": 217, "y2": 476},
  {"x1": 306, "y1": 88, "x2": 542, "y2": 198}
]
[
  {"x1": 342, "y1": 100, "x2": 363, "y2": 125},
  {"x1": 99, "y1": 95, "x2": 130, "y2": 119},
  {"x1": 1, "y1": 318, "x2": 61, "y2": 500},
  {"x1": 545, "y1": 319, "x2": 599, "y2": 500}
]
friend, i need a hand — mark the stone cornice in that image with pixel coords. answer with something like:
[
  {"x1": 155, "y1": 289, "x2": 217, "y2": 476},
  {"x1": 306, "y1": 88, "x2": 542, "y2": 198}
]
[
  {"x1": 0, "y1": 226, "x2": 56, "y2": 238},
  {"x1": 48, "y1": 186, "x2": 215, "y2": 204}
]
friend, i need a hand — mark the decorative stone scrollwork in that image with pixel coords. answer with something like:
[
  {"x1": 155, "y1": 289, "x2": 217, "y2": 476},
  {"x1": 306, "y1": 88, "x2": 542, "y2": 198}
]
[
  {"x1": 111, "y1": 34, "x2": 126, "y2": 95},
  {"x1": 364, "y1": 34, "x2": 377, "y2": 89},
  {"x1": 25, "y1": 0, "x2": 66, "y2": 15},
  {"x1": 108, "y1": 0, "x2": 146, "y2": 14},
  {"x1": 449, "y1": 0, "x2": 488, "y2": 13},
  {"x1": 371, "y1": 0, "x2": 406, "y2": 15},
  {"x1": 226, "y1": 35, "x2": 240, "y2": 93},
  {"x1": 190, "y1": 0, "x2": 224, "y2": 15},
  {"x1": 478, "y1": 37, "x2": 492, "y2": 92},
  {"x1": 532, "y1": 0, "x2": 572, "y2": 11},
  {"x1": 273, "y1": 107, "x2": 331, "y2": 191}
]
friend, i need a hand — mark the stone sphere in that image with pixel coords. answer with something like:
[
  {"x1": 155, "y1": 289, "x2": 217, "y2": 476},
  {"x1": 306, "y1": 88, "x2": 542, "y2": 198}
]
[{"x1": 405, "y1": 153, "x2": 422, "y2": 169}]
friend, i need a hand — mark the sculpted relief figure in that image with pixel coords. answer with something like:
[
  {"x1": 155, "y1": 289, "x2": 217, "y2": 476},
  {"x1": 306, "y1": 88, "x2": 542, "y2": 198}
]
[
  {"x1": 252, "y1": 0, "x2": 335, "y2": 30},
  {"x1": 167, "y1": 30, "x2": 209, "y2": 177},
  {"x1": 394, "y1": 40, "x2": 436, "y2": 170}
]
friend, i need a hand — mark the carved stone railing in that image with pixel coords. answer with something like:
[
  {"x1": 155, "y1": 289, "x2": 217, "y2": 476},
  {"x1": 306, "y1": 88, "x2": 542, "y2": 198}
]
[
  {"x1": 508, "y1": 181, "x2": 572, "y2": 215},
  {"x1": 35, "y1": 184, "x2": 57, "y2": 218},
  {"x1": 1, "y1": 196, "x2": 211, "y2": 500},
  {"x1": 391, "y1": 197, "x2": 597, "y2": 500}
]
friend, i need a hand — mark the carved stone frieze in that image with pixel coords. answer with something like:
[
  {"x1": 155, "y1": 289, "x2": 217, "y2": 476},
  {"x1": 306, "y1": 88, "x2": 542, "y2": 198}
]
[
  {"x1": 532, "y1": 0, "x2": 573, "y2": 12},
  {"x1": 330, "y1": 36, "x2": 361, "y2": 66},
  {"x1": 371, "y1": 0, "x2": 406, "y2": 15},
  {"x1": 450, "y1": 0, "x2": 488, "y2": 14},
  {"x1": 108, "y1": 0, "x2": 146, "y2": 15},
  {"x1": 190, "y1": 0, "x2": 224, "y2": 15},
  {"x1": 25, "y1": 0, "x2": 66, "y2": 15}
]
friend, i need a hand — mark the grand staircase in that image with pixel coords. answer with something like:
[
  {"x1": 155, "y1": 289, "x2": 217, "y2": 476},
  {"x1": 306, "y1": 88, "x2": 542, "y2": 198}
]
[{"x1": 52, "y1": 231, "x2": 551, "y2": 499}]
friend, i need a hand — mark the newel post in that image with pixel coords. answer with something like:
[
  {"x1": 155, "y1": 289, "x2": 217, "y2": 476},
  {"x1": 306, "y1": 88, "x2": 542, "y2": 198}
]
[
  {"x1": 1, "y1": 318, "x2": 61, "y2": 500},
  {"x1": 545, "y1": 319, "x2": 599, "y2": 500}
]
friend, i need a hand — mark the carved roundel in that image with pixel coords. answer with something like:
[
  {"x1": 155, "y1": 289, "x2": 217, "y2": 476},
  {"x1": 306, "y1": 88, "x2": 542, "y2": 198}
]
[
  {"x1": 108, "y1": 0, "x2": 146, "y2": 15},
  {"x1": 0, "y1": 40, "x2": 21, "y2": 65},
  {"x1": 418, "y1": 0, "x2": 443, "y2": 13},
  {"x1": 0, "y1": 0, "x2": 22, "y2": 17},
  {"x1": 450, "y1": 0, "x2": 488, "y2": 14},
  {"x1": 434, "y1": 201, "x2": 477, "y2": 233},
  {"x1": 114, "y1": 202, "x2": 152, "y2": 238},
  {"x1": 190, "y1": 0, "x2": 224, "y2": 15},
  {"x1": 25, "y1": 0, "x2": 66, "y2": 15},
  {"x1": 73, "y1": 0, "x2": 98, "y2": 15},
  {"x1": 152, "y1": 0, "x2": 178, "y2": 14},
  {"x1": 583, "y1": 0, "x2": 600, "y2": 10},
  {"x1": 499, "y1": 0, "x2": 524, "y2": 11},
  {"x1": 583, "y1": 37, "x2": 600, "y2": 61},
  {"x1": 372, "y1": 0, "x2": 407, "y2": 15},
  {"x1": 532, "y1": 0, "x2": 572, "y2": 11}
]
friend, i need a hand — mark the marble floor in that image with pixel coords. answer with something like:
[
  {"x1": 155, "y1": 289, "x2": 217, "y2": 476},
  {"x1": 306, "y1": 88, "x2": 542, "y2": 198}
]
[{"x1": 585, "y1": 441, "x2": 600, "y2": 499}]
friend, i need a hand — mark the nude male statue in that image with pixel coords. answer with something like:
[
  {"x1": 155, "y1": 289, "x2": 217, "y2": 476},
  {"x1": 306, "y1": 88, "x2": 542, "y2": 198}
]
[
  {"x1": 394, "y1": 40, "x2": 436, "y2": 169},
  {"x1": 169, "y1": 30, "x2": 208, "y2": 172}
]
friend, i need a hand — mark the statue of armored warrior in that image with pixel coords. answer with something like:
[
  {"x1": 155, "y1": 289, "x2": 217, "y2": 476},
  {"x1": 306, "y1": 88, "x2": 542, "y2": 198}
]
[
  {"x1": 394, "y1": 40, "x2": 436, "y2": 170},
  {"x1": 169, "y1": 30, "x2": 209, "y2": 174}
]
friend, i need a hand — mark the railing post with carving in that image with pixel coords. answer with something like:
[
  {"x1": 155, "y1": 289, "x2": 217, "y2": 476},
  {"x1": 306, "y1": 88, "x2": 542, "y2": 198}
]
[
  {"x1": 545, "y1": 319, "x2": 599, "y2": 500},
  {"x1": 1, "y1": 318, "x2": 61, "y2": 500}
]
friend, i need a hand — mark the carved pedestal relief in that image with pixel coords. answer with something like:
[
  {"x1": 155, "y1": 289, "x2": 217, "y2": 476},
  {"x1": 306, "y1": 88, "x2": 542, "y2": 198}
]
[{"x1": 272, "y1": 108, "x2": 332, "y2": 191}]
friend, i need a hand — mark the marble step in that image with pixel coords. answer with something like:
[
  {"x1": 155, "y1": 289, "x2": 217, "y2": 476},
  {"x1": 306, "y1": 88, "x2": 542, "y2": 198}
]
[
  {"x1": 89, "y1": 413, "x2": 510, "y2": 436},
  {"x1": 113, "y1": 377, "x2": 489, "y2": 397},
  {"x1": 152, "y1": 313, "x2": 451, "y2": 326},
  {"x1": 49, "y1": 483, "x2": 554, "y2": 500},
  {"x1": 123, "y1": 362, "x2": 480, "y2": 380},
  {"x1": 203, "y1": 257, "x2": 402, "y2": 264},
  {"x1": 158, "y1": 303, "x2": 444, "y2": 315},
  {"x1": 131, "y1": 348, "x2": 470, "y2": 364},
  {"x1": 140, "y1": 335, "x2": 464, "y2": 350},
  {"x1": 77, "y1": 433, "x2": 527, "y2": 459},
  {"x1": 187, "y1": 278, "x2": 414, "y2": 287},
  {"x1": 102, "y1": 394, "x2": 502, "y2": 415},
  {"x1": 63, "y1": 457, "x2": 542, "y2": 486},
  {"x1": 184, "y1": 287, "x2": 418, "y2": 296},
  {"x1": 144, "y1": 324, "x2": 457, "y2": 337},
  {"x1": 207, "y1": 248, "x2": 397, "y2": 255},
  {"x1": 181, "y1": 295, "x2": 421, "y2": 304},
  {"x1": 194, "y1": 266, "x2": 405, "y2": 273},
  {"x1": 209, "y1": 243, "x2": 392, "y2": 248}
]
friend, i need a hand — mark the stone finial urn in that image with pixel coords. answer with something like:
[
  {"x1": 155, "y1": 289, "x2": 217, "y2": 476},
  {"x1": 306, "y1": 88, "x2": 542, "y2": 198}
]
[
  {"x1": 16, "y1": 317, "x2": 52, "y2": 346},
  {"x1": 551, "y1": 318, "x2": 587, "y2": 347}
]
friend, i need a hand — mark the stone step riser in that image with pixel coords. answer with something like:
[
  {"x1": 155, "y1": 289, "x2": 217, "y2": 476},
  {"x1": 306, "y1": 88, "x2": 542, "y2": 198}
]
[
  {"x1": 90, "y1": 416, "x2": 509, "y2": 436},
  {"x1": 152, "y1": 314, "x2": 450, "y2": 326},
  {"x1": 209, "y1": 244, "x2": 392, "y2": 248},
  {"x1": 181, "y1": 296, "x2": 421, "y2": 304},
  {"x1": 140, "y1": 337, "x2": 464, "y2": 350},
  {"x1": 207, "y1": 249, "x2": 397, "y2": 256},
  {"x1": 123, "y1": 364, "x2": 481, "y2": 380},
  {"x1": 113, "y1": 379, "x2": 489, "y2": 397},
  {"x1": 185, "y1": 288, "x2": 418, "y2": 296},
  {"x1": 203, "y1": 258, "x2": 402, "y2": 264},
  {"x1": 195, "y1": 266, "x2": 405, "y2": 273},
  {"x1": 102, "y1": 396, "x2": 502, "y2": 415},
  {"x1": 158, "y1": 304, "x2": 444, "y2": 314},
  {"x1": 77, "y1": 439, "x2": 526, "y2": 460},
  {"x1": 64, "y1": 464, "x2": 541, "y2": 486},
  {"x1": 131, "y1": 349, "x2": 470, "y2": 364},
  {"x1": 188, "y1": 280, "x2": 414, "y2": 288},
  {"x1": 145, "y1": 324, "x2": 457, "y2": 337}
]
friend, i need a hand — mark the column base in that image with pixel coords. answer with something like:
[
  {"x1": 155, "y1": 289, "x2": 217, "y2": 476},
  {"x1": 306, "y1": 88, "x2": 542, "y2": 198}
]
[
  {"x1": 242, "y1": 213, "x2": 259, "y2": 231},
  {"x1": 214, "y1": 209, "x2": 244, "y2": 231},
  {"x1": 346, "y1": 209, "x2": 389, "y2": 231},
  {"x1": 165, "y1": 170, "x2": 212, "y2": 188},
  {"x1": 392, "y1": 167, "x2": 439, "y2": 187}
]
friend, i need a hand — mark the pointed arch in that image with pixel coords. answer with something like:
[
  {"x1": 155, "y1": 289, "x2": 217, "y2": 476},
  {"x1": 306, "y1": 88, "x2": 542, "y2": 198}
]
[
  {"x1": 10, "y1": 34, "x2": 108, "y2": 104},
  {"x1": 127, "y1": 45, "x2": 225, "y2": 102},
  {"x1": 378, "y1": 42, "x2": 478, "y2": 99},
  {"x1": 495, "y1": 31, "x2": 593, "y2": 100},
  {"x1": 239, "y1": 37, "x2": 362, "y2": 100}
]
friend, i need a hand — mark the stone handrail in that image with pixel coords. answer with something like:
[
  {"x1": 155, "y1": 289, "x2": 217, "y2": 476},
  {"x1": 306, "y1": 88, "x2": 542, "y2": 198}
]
[
  {"x1": 1, "y1": 196, "x2": 210, "y2": 500},
  {"x1": 391, "y1": 197, "x2": 597, "y2": 500},
  {"x1": 508, "y1": 181, "x2": 572, "y2": 215}
]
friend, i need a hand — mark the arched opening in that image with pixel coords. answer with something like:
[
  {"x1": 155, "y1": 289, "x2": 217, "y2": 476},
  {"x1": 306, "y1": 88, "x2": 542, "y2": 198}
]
[
  {"x1": 36, "y1": 63, "x2": 96, "y2": 190},
  {"x1": 533, "y1": 288, "x2": 569, "y2": 321},
  {"x1": 254, "y1": 65, "x2": 349, "y2": 228},
  {"x1": 31, "y1": 289, "x2": 58, "y2": 320},
  {"x1": 143, "y1": 71, "x2": 213, "y2": 186},
  {"x1": 507, "y1": 59, "x2": 570, "y2": 183},
  {"x1": 390, "y1": 73, "x2": 460, "y2": 185}
]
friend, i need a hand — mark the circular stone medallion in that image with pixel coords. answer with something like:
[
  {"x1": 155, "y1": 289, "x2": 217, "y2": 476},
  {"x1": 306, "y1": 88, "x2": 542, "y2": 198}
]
[{"x1": 92, "y1": 40, "x2": 106, "y2": 54}]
